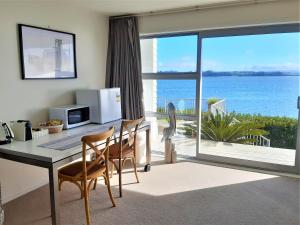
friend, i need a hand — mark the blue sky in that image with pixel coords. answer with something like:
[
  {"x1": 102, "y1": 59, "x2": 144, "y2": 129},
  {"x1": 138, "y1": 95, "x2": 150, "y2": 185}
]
[{"x1": 157, "y1": 33, "x2": 300, "y2": 72}]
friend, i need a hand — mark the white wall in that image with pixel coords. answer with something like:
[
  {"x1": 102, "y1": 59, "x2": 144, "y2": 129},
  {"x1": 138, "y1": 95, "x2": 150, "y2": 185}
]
[
  {"x1": 139, "y1": 0, "x2": 299, "y2": 35},
  {"x1": 141, "y1": 39, "x2": 157, "y2": 112},
  {"x1": 0, "y1": 2, "x2": 108, "y2": 203}
]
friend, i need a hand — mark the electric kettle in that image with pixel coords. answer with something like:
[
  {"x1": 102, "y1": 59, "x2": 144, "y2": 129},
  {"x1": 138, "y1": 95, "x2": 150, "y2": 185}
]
[{"x1": 0, "y1": 122, "x2": 14, "y2": 145}]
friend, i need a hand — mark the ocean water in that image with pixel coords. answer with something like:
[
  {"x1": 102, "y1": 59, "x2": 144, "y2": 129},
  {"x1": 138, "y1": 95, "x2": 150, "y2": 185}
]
[{"x1": 157, "y1": 76, "x2": 300, "y2": 118}]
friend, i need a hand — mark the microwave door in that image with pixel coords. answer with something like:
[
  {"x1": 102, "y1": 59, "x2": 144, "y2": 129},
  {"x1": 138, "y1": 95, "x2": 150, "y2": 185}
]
[
  {"x1": 67, "y1": 107, "x2": 90, "y2": 129},
  {"x1": 68, "y1": 110, "x2": 82, "y2": 125}
]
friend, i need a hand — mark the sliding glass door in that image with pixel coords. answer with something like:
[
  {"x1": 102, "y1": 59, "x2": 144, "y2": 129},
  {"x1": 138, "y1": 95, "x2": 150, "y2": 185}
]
[
  {"x1": 199, "y1": 32, "x2": 299, "y2": 169},
  {"x1": 140, "y1": 24, "x2": 300, "y2": 173}
]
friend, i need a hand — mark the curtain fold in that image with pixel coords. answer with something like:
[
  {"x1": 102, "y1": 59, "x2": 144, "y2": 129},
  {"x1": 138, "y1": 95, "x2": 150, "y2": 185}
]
[{"x1": 106, "y1": 16, "x2": 144, "y2": 120}]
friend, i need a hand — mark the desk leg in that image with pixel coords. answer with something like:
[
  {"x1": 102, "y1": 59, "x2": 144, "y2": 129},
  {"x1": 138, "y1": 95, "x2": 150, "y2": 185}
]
[
  {"x1": 144, "y1": 128, "x2": 151, "y2": 172},
  {"x1": 49, "y1": 165, "x2": 60, "y2": 225}
]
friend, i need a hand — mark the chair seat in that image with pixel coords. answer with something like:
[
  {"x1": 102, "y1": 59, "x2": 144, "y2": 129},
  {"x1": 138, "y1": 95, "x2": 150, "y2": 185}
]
[
  {"x1": 109, "y1": 143, "x2": 134, "y2": 159},
  {"x1": 58, "y1": 161, "x2": 106, "y2": 180}
]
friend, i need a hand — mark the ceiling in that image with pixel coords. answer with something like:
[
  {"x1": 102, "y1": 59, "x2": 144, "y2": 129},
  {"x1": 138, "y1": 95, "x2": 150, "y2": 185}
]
[
  {"x1": 1, "y1": 0, "x2": 261, "y2": 16},
  {"x1": 79, "y1": 0, "x2": 243, "y2": 15}
]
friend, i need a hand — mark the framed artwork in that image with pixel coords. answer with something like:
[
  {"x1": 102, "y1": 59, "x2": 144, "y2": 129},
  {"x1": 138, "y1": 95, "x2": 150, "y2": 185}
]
[{"x1": 18, "y1": 24, "x2": 77, "y2": 79}]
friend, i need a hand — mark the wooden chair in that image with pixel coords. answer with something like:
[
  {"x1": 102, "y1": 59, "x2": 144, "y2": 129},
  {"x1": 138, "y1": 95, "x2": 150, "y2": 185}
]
[
  {"x1": 109, "y1": 117, "x2": 144, "y2": 197},
  {"x1": 58, "y1": 127, "x2": 116, "y2": 225}
]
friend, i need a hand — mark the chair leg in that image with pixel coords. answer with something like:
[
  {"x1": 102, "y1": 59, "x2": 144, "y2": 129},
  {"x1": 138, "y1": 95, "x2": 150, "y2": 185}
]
[
  {"x1": 119, "y1": 158, "x2": 122, "y2": 197},
  {"x1": 93, "y1": 178, "x2": 97, "y2": 190},
  {"x1": 105, "y1": 172, "x2": 116, "y2": 207},
  {"x1": 131, "y1": 157, "x2": 140, "y2": 183},
  {"x1": 58, "y1": 179, "x2": 63, "y2": 191},
  {"x1": 110, "y1": 161, "x2": 115, "y2": 178},
  {"x1": 87, "y1": 180, "x2": 94, "y2": 193},
  {"x1": 83, "y1": 180, "x2": 91, "y2": 225},
  {"x1": 80, "y1": 181, "x2": 84, "y2": 199},
  {"x1": 103, "y1": 176, "x2": 108, "y2": 185},
  {"x1": 122, "y1": 158, "x2": 127, "y2": 168}
]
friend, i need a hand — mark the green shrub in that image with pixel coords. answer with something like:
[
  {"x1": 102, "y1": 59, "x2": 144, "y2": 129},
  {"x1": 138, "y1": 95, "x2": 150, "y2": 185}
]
[
  {"x1": 202, "y1": 112, "x2": 267, "y2": 144},
  {"x1": 233, "y1": 113, "x2": 297, "y2": 149},
  {"x1": 180, "y1": 122, "x2": 197, "y2": 138},
  {"x1": 207, "y1": 98, "x2": 220, "y2": 106},
  {"x1": 180, "y1": 112, "x2": 297, "y2": 149},
  {"x1": 157, "y1": 107, "x2": 165, "y2": 113},
  {"x1": 157, "y1": 106, "x2": 195, "y2": 115}
]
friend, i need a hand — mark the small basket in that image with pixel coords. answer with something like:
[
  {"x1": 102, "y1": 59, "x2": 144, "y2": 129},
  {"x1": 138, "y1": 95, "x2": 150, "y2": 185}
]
[
  {"x1": 40, "y1": 124, "x2": 63, "y2": 134},
  {"x1": 32, "y1": 128, "x2": 49, "y2": 139}
]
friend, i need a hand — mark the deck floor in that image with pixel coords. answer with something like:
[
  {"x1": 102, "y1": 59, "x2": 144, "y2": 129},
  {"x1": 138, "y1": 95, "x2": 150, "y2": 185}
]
[
  {"x1": 146, "y1": 118, "x2": 296, "y2": 166},
  {"x1": 151, "y1": 134, "x2": 296, "y2": 166}
]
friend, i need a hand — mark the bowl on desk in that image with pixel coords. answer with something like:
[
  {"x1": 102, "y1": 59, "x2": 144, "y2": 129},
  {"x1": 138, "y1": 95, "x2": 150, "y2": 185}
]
[{"x1": 40, "y1": 120, "x2": 64, "y2": 134}]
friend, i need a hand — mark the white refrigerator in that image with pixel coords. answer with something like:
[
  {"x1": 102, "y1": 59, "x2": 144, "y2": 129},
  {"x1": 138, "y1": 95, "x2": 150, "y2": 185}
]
[{"x1": 76, "y1": 88, "x2": 122, "y2": 124}]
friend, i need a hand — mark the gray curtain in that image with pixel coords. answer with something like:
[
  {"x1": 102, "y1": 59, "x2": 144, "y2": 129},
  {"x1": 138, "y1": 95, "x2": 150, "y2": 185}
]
[{"x1": 105, "y1": 16, "x2": 144, "y2": 120}]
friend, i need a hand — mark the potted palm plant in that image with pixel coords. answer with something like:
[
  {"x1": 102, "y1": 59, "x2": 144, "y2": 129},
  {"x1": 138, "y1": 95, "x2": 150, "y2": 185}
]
[{"x1": 201, "y1": 111, "x2": 267, "y2": 144}]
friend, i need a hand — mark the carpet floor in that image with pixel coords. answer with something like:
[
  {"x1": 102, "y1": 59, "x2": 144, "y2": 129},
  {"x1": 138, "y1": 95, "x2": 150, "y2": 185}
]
[{"x1": 3, "y1": 159, "x2": 300, "y2": 225}]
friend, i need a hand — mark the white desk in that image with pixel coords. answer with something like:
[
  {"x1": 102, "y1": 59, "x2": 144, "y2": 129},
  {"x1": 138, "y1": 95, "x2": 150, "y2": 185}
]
[{"x1": 0, "y1": 120, "x2": 151, "y2": 225}]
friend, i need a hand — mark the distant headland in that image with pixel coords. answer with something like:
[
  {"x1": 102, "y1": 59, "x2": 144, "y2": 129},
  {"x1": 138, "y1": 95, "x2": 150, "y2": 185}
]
[
  {"x1": 202, "y1": 71, "x2": 300, "y2": 77},
  {"x1": 157, "y1": 70, "x2": 300, "y2": 76}
]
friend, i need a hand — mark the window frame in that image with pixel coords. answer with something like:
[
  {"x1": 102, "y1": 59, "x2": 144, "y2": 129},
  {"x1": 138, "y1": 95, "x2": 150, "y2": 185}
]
[
  {"x1": 141, "y1": 32, "x2": 200, "y2": 78},
  {"x1": 140, "y1": 23, "x2": 300, "y2": 174}
]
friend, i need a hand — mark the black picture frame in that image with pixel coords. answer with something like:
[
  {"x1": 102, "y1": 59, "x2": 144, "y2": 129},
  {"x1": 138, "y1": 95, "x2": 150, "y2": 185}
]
[{"x1": 18, "y1": 24, "x2": 77, "y2": 80}]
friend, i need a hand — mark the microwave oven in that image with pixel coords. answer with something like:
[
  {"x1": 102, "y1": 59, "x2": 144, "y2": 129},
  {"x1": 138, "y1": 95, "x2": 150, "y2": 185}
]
[{"x1": 49, "y1": 105, "x2": 90, "y2": 129}]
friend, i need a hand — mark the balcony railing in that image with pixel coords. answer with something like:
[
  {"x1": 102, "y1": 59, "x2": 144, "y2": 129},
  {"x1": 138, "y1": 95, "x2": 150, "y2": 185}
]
[
  {"x1": 157, "y1": 97, "x2": 197, "y2": 114},
  {"x1": 146, "y1": 97, "x2": 271, "y2": 147}
]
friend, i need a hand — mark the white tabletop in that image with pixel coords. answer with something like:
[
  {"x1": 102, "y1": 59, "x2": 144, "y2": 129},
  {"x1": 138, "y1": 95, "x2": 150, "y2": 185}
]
[{"x1": 0, "y1": 121, "x2": 150, "y2": 164}]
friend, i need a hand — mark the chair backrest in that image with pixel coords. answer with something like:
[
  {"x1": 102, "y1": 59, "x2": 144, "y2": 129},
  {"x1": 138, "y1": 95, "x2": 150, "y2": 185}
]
[
  {"x1": 78, "y1": 127, "x2": 115, "y2": 179},
  {"x1": 118, "y1": 117, "x2": 144, "y2": 158}
]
